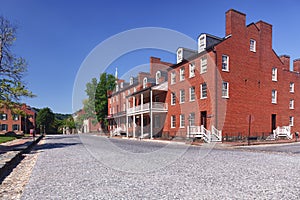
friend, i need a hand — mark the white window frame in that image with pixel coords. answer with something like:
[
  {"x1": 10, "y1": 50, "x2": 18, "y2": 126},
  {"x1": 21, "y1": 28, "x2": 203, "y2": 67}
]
[
  {"x1": 290, "y1": 82, "x2": 295, "y2": 93},
  {"x1": 200, "y1": 57, "x2": 207, "y2": 74},
  {"x1": 180, "y1": 67, "x2": 185, "y2": 81},
  {"x1": 201, "y1": 82, "x2": 207, "y2": 99},
  {"x1": 156, "y1": 71, "x2": 161, "y2": 84},
  {"x1": 116, "y1": 85, "x2": 119, "y2": 92},
  {"x1": 180, "y1": 114, "x2": 185, "y2": 128},
  {"x1": 289, "y1": 116, "x2": 294, "y2": 127},
  {"x1": 250, "y1": 39, "x2": 256, "y2": 52},
  {"x1": 120, "y1": 82, "x2": 123, "y2": 88},
  {"x1": 171, "y1": 115, "x2": 176, "y2": 128},
  {"x1": 222, "y1": 55, "x2": 229, "y2": 72},
  {"x1": 189, "y1": 63, "x2": 195, "y2": 78},
  {"x1": 171, "y1": 92, "x2": 176, "y2": 105},
  {"x1": 222, "y1": 82, "x2": 229, "y2": 98},
  {"x1": 189, "y1": 87, "x2": 195, "y2": 101},
  {"x1": 180, "y1": 89, "x2": 185, "y2": 104},
  {"x1": 272, "y1": 68, "x2": 277, "y2": 81},
  {"x1": 171, "y1": 71, "x2": 176, "y2": 85},
  {"x1": 189, "y1": 113, "x2": 195, "y2": 127},
  {"x1": 290, "y1": 99, "x2": 294, "y2": 109},
  {"x1": 272, "y1": 90, "x2": 277, "y2": 104},
  {"x1": 177, "y1": 48, "x2": 183, "y2": 63}
]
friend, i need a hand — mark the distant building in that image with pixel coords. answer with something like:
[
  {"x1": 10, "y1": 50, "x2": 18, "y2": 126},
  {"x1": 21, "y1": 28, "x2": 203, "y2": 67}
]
[{"x1": 0, "y1": 104, "x2": 36, "y2": 135}]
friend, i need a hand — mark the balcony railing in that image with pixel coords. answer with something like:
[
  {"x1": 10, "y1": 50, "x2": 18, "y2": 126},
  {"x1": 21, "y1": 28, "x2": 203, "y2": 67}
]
[{"x1": 127, "y1": 102, "x2": 168, "y2": 114}]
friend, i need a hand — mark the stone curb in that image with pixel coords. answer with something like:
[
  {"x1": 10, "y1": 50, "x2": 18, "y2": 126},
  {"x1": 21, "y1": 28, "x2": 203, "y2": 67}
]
[{"x1": 0, "y1": 135, "x2": 44, "y2": 181}]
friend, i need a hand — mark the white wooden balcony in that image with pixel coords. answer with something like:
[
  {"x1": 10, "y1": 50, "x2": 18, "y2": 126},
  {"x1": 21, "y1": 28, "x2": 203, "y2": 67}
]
[{"x1": 127, "y1": 102, "x2": 168, "y2": 115}]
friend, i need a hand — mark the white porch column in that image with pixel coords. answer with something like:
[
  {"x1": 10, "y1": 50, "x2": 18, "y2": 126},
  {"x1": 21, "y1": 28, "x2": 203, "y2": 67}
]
[
  {"x1": 141, "y1": 113, "x2": 144, "y2": 138},
  {"x1": 133, "y1": 115, "x2": 136, "y2": 138},
  {"x1": 150, "y1": 89, "x2": 153, "y2": 139}
]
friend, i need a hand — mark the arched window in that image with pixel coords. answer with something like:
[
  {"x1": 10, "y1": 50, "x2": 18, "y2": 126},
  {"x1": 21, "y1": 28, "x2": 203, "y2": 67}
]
[
  {"x1": 143, "y1": 77, "x2": 147, "y2": 88},
  {"x1": 156, "y1": 71, "x2": 161, "y2": 84}
]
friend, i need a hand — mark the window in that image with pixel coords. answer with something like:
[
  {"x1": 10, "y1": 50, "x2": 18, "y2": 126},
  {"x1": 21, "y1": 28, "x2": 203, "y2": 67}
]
[
  {"x1": 180, "y1": 89, "x2": 185, "y2": 103},
  {"x1": 1, "y1": 113, "x2": 7, "y2": 120},
  {"x1": 250, "y1": 39, "x2": 256, "y2": 52},
  {"x1": 116, "y1": 85, "x2": 119, "y2": 92},
  {"x1": 171, "y1": 71, "x2": 176, "y2": 85},
  {"x1": 272, "y1": 68, "x2": 277, "y2": 81},
  {"x1": 180, "y1": 114, "x2": 185, "y2": 128},
  {"x1": 272, "y1": 90, "x2": 277, "y2": 104},
  {"x1": 189, "y1": 63, "x2": 195, "y2": 78},
  {"x1": 12, "y1": 114, "x2": 19, "y2": 121},
  {"x1": 201, "y1": 83, "x2": 207, "y2": 99},
  {"x1": 198, "y1": 34, "x2": 206, "y2": 53},
  {"x1": 171, "y1": 92, "x2": 176, "y2": 105},
  {"x1": 127, "y1": 90, "x2": 131, "y2": 95},
  {"x1": 1, "y1": 124, "x2": 8, "y2": 131},
  {"x1": 12, "y1": 124, "x2": 19, "y2": 131},
  {"x1": 143, "y1": 77, "x2": 147, "y2": 88},
  {"x1": 134, "y1": 87, "x2": 136, "y2": 92},
  {"x1": 177, "y1": 48, "x2": 183, "y2": 63},
  {"x1": 222, "y1": 55, "x2": 229, "y2": 71},
  {"x1": 189, "y1": 113, "x2": 195, "y2": 127},
  {"x1": 290, "y1": 82, "x2": 295, "y2": 93},
  {"x1": 180, "y1": 67, "x2": 185, "y2": 81},
  {"x1": 289, "y1": 116, "x2": 294, "y2": 127},
  {"x1": 200, "y1": 57, "x2": 207, "y2": 74},
  {"x1": 156, "y1": 71, "x2": 161, "y2": 84},
  {"x1": 190, "y1": 87, "x2": 195, "y2": 101},
  {"x1": 290, "y1": 99, "x2": 294, "y2": 109},
  {"x1": 130, "y1": 77, "x2": 134, "y2": 85},
  {"x1": 171, "y1": 115, "x2": 176, "y2": 128},
  {"x1": 222, "y1": 82, "x2": 229, "y2": 98}
]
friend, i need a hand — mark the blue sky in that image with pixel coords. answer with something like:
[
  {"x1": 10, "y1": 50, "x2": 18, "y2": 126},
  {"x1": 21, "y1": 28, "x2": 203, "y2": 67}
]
[{"x1": 1, "y1": 0, "x2": 300, "y2": 114}]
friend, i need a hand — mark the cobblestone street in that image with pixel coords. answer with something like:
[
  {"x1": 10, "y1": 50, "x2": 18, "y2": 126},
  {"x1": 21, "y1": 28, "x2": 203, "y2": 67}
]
[{"x1": 2, "y1": 134, "x2": 299, "y2": 199}]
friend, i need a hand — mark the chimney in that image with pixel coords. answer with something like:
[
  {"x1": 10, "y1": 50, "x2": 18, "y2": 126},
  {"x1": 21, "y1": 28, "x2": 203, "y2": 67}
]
[
  {"x1": 293, "y1": 59, "x2": 300, "y2": 72},
  {"x1": 279, "y1": 55, "x2": 290, "y2": 70},
  {"x1": 226, "y1": 9, "x2": 246, "y2": 37},
  {"x1": 256, "y1": 20, "x2": 273, "y2": 50}
]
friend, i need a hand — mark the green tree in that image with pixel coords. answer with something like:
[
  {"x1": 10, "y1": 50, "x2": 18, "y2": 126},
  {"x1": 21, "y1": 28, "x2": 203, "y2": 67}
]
[
  {"x1": 95, "y1": 73, "x2": 115, "y2": 131},
  {"x1": 0, "y1": 16, "x2": 34, "y2": 108},
  {"x1": 82, "y1": 78, "x2": 98, "y2": 125},
  {"x1": 36, "y1": 107, "x2": 55, "y2": 133}
]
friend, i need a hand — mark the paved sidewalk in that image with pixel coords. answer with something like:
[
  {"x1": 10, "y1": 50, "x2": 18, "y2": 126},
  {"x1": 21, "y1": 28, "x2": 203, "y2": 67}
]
[{"x1": 0, "y1": 135, "x2": 43, "y2": 181}]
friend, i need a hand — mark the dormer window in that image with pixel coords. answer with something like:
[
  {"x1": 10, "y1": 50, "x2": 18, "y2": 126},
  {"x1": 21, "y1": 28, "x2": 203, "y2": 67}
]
[
  {"x1": 250, "y1": 39, "x2": 256, "y2": 52},
  {"x1": 156, "y1": 71, "x2": 161, "y2": 84},
  {"x1": 143, "y1": 77, "x2": 147, "y2": 88},
  {"x1": 116, "y1": 85, "x2": 119, "y2": 92},
  {"x1": 130, "y1": 77, "x2": 133, "y2": 85},
  {"x1": 198, "y1": 34, "x2": 206, "y2": 53},
  {"x1": 177, "y1": 48, "x2": 183, "y2": 64},
  {"x1": 120, "y1": 82, "x2": 123, "y2": 88}
]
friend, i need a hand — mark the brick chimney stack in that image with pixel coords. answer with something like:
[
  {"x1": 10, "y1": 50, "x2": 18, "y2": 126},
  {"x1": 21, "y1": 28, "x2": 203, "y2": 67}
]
[
  {"x1": 293, "y1": 59, "x2": 300, "y2": 73},
  {"x1": 279, "y1": 55, "x2": 290, "y2": 71},
  {"x1": 225, "y1": 9, "x2": 246, "y2": 37}
]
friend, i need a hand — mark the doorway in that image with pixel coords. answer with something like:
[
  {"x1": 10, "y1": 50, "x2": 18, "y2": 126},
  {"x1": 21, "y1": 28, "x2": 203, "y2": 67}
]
[
  {"x1": 201, "y1": 111, "x2": 207, "y2": 129},
  {"x1": 271, "y1": 114, "x2": 276, "y2": 132}
]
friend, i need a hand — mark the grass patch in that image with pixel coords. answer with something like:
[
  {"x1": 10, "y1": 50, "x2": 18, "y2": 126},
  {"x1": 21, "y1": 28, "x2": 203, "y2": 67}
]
[{"x1": 0, "y1": 136, "x2": 17, "y2": 144}]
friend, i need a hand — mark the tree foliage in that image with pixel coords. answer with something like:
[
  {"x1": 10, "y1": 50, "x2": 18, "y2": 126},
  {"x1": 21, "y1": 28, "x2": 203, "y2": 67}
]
[
  {"x1": 0, "y1": 16, "x2": 35, "y2": 108},
  {"x1": 95, "y1": 73, "x2": 115, "y2": 129},
  {"x1": 36, "y1": 107, "x2": 55, "y2": 133}
]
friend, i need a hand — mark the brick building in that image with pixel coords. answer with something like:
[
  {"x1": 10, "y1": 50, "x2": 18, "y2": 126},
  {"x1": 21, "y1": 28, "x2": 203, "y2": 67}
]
[
  {"x1": 0, "y1": 104, "x2": 36, "y2": 135},
  {"x1": 165, "y1": 9, "x2": 299, "y2": 141},
  {"x1": 107, "y1": 9, "x2": 300, "y2": 141},
  {"x1": 107, "y1": 57, "x2": 172, "y2": 138}
]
